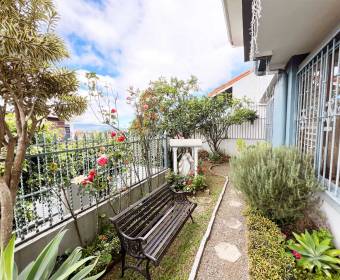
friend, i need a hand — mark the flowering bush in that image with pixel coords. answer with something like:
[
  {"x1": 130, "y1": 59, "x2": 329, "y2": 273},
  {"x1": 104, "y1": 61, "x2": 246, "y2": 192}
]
[
  {"x1": 166, "y1": 171, "x2": 207, "y2": 193},
  {"x1": 82, "y1": 216, "x2": 120, "y2": 276}
]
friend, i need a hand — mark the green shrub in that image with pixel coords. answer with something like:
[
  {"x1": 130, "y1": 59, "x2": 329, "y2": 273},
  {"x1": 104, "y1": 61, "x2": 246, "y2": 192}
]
[
  {"x1": 166, "y1": 171, "x2": 207, "y2": 193},
  {"x1": 230, "y1": 144, "x2": 320, "y2": 223},
  {"x1": 82, "y1": 216, "x2": 120, "y2": 276},
  {"x1": 208, "y1": 152, "x2": 229, "y2": 163},
  {"x1": 245, "y1": 208, "x2": 295, "y2": 280},
  {"x1": 191, "y1": 174, "x2": 207, "y2": 192},
  {"x1": 294, "y1": 268, "x2": 340, "y2": 280}
]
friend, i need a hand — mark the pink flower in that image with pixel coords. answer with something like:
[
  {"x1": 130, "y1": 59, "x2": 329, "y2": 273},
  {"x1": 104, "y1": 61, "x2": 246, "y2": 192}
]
[
  {"x1": 111, "y1": 108, "x2": 117, "y2": 113},
  {"x1": 97, "y1": 155, "x2": 108, "y2": 166},
  {"x1": 81, "y1": 179, "x2": 89, "y2": 186},
  {"x1": 143, "y1": 104, "x2": 149, "y2": 110},
  {"x1": 111, "y1": 131, "x2": 117, "y2": 138}
]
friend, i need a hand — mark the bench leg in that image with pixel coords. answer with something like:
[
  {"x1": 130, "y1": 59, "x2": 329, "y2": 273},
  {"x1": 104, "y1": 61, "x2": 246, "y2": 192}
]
[
  {"x1": 145, "y1": 259, "x2": 151, "y2": 280},
  {"x1": 121, "y1": 250, "x2": 126, "y2": 277},
  {"x1": 190, "y1": 213, "x2": 195, "y2": 223}
]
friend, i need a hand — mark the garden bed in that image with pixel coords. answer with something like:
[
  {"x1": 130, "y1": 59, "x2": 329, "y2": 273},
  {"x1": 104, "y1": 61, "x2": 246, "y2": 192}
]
[
  {"x1": 102, "y1": 161, "x2": 226, "y2": 280},
  {"x1": 231, "y1": 144, "x2": 340, "y2": 280}
]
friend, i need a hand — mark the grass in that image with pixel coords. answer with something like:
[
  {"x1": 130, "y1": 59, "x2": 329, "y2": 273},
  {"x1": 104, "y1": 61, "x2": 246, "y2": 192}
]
[{"x1": 102, "y1": 162, "x2": 226, "y2": 280}]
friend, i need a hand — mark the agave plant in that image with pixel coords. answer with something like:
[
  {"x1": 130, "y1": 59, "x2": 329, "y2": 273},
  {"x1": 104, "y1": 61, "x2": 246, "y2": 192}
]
[
  {"x1": 288, "y1": 230, "x2": 340, "y2": 278},
  {"x1": 0, "y1": 230, "x2": 105, "y2": 280}
]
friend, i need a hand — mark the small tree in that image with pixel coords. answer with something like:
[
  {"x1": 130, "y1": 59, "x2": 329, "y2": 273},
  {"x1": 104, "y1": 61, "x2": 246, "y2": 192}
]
[
  {"x1": 129, "y1": 76, "x2": 200, "y2": 138},
  {"x1": 197, "y1": 95, "x2": 257, "y2": 155},
  {"x1": 0, "y1": 0, "x2": 87, "y2": 246}
]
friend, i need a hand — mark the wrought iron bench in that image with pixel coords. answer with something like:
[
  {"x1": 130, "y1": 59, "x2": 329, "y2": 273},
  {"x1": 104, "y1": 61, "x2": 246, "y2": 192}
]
[{"x1": 110, "y1": 183, "x2": 197, "y2": 280}]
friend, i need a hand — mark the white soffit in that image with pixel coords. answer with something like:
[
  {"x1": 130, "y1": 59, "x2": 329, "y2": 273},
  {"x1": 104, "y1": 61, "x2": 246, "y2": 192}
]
[
  {"x1": 222, "y1": 0, "x2": 243, "y2": 46},
  {"x1": 255, "y1": 0, "x2": 340, "y2": 70}
]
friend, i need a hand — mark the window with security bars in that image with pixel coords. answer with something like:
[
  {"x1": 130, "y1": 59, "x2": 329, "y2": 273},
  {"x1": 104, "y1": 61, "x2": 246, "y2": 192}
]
[{"x1": 296, "y1": 32, "x2": 340, "y2": 202}]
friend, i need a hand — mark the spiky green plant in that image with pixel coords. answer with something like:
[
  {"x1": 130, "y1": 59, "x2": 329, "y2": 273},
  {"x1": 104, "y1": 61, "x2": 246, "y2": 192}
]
[
  {"x1": 288, "y1": 230, "x2": 340, "y2": 278},
  {"x1": 0, "y1": 230, "x2": 105, "y2": 280}
]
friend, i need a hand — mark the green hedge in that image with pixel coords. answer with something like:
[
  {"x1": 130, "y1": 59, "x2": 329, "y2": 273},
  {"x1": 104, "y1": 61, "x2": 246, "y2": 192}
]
[
  {"x1": 245, "y1": 209, "x2": 295, "y2": 280},
  {"x1": 294, "y1": 268, "x2": 340, "y2": 280}
]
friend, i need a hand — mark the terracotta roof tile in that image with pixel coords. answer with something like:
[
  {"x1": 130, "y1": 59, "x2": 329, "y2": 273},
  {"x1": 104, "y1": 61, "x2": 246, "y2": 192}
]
[{"x1": 208, "y1": 69, "x2": 252, "y2": 97}]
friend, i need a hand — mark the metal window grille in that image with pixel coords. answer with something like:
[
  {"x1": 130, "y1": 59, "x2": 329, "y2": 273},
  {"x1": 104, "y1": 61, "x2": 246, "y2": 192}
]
[
  {"x1": 296, "y1": 31, "x2": 340, "y2": 203},
  {"x1": 13, "y1": 133, "x2": 168, "y2": 244}
]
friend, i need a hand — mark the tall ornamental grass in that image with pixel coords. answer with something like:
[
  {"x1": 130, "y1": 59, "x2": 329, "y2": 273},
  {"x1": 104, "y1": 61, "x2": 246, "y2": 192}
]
[{"x1": 230, "y1": 144, "x2": 320, "y2": 223}]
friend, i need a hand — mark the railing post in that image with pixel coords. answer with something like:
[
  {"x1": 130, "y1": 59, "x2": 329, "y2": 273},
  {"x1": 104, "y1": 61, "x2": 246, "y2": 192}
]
[{"x1": 163, "y1": 132, "x2": 168, "y2": 168}]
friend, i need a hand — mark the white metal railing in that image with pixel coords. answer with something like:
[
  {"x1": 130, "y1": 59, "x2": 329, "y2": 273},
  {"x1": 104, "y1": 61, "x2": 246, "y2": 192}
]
[{"x1": 296, "y1": 31, "x2": 340, "y2": 203}]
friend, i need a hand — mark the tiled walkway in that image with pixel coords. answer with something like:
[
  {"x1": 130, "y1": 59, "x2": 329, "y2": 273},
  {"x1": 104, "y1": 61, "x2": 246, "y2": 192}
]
[{"x1": 196, "y1": 165, "x2": 249, "y2": 280}]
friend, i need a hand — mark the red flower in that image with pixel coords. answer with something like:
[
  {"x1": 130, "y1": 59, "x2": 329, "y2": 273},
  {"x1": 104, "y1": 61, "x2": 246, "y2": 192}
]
[
  {"x1": 111, "y1": 131, "x2": 117, "y2": 138},
  {"x1": 88, "y1": 174, "x2": 95, "y2": 182},
  {"x1": 292, "y1": 250, "x2": 302, "y2": 260},
  {"x1": 116, "y1": 135, "x2": 126, "y2": 142},
  {"x1": 97, "y1": 155, "x2": 108, "y2": 166},
  {"x1": 111, "y1": 108, "x2": 117, "y2": 113},
  {"x1": 89, "y1": 169, "x2": 96, "y2": 176}
]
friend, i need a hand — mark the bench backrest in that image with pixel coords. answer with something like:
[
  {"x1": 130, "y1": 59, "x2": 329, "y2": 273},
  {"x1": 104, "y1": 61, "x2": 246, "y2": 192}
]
[{"x1": 111, "y1": 184, "x2": 174, "y2": 238}]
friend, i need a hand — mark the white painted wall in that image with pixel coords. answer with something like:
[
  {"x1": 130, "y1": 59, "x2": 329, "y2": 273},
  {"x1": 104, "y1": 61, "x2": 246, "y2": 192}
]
[
  {"x1": 320, "y1": 193, "x2": 340, "y2": 248},
  {"x1": 232, "y1": 72, "x2": 274, "y2": 103},
  {"x1": 201, "y1": 138, "x2": 264, "y2": 157}
]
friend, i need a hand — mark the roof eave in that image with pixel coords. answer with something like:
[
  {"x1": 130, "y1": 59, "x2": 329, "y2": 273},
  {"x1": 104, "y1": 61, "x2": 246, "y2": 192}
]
[{"x1": 222, "y1": 0, "x2": 236, "y2": 46}]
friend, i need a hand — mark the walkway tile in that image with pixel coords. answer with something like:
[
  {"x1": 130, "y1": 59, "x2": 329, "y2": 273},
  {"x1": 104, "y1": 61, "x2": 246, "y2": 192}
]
[
  {"x1": 196, "y1": 164, "x2": 248, "y2": 280},
  {"x1": 224, "y1": 217, "x2": 242, "y2": 229},
  {"x1": 229, "y1": 200, "x2": 242, "y2": 207},
  {"x1": 214, "y1": 242, "x2": 241, "y2": 262}
]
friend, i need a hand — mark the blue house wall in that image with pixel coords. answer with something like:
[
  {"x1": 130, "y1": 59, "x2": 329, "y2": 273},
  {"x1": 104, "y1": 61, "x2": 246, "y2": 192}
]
[{"x1": 268, "y1": 56, "x2": 306, "y2": 147}]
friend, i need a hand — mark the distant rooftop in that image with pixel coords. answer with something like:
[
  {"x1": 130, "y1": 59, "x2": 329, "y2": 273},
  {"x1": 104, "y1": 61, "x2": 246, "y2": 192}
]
[{"x1": 208, "y1": 70, "x2": 252, "y2": 97}]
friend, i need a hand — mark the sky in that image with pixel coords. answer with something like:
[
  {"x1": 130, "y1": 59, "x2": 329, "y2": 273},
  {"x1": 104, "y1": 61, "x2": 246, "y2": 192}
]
[{"x1": 55, "y1": 0, "x2": 250, "y2": 129}]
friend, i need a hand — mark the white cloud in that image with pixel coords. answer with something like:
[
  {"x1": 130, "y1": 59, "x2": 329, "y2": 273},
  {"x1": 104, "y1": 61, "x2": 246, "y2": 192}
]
[{"x1": 55, "y1": 0, "x2": 246, "y2": 127}]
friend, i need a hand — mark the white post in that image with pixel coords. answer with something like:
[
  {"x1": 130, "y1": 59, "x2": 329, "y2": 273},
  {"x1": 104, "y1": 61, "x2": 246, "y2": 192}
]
[
  {"x1": 173, "y1": 147, "x2": 178, "y2": 174},
  {"x1": 194, "y1": 147, "x2": 198, "y2": 176}
]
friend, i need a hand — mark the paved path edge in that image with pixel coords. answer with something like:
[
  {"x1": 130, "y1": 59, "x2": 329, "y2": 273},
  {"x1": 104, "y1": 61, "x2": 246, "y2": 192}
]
[{"x1": 188, "y1": 174, "x2": 229, "y2": 280}]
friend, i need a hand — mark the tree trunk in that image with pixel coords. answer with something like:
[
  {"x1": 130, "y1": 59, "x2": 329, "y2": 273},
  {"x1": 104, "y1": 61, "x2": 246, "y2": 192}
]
[{"x1": 0, "y1": 178, "x2": 13, "y2": 247}]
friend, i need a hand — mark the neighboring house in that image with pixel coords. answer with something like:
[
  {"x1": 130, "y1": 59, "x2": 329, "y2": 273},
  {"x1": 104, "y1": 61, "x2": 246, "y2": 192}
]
[
  {"x1": 47, "y1": 116, "x2": 71, "y2": 139},
  {"x1": 204, "y1": 69, "x2": 273, "y2": 155},
  {"x1": 208, "y1": 69, "x2": 273, "y2": 103},
  {"x1": 222, "y1": 0, "x2": 340, "y2": 245}
]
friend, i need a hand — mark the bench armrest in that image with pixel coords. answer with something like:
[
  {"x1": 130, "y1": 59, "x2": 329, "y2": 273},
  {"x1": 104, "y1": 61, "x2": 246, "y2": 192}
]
[
  {"x1": 169, "y1": 187, "x2": 191, "y2": 203},
  {"x1": 116, "y1": 230, "x2": 147, "y2": 258},
  {"x1": 119, "y1": 230, "x2": 146, "y2": 243}
]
